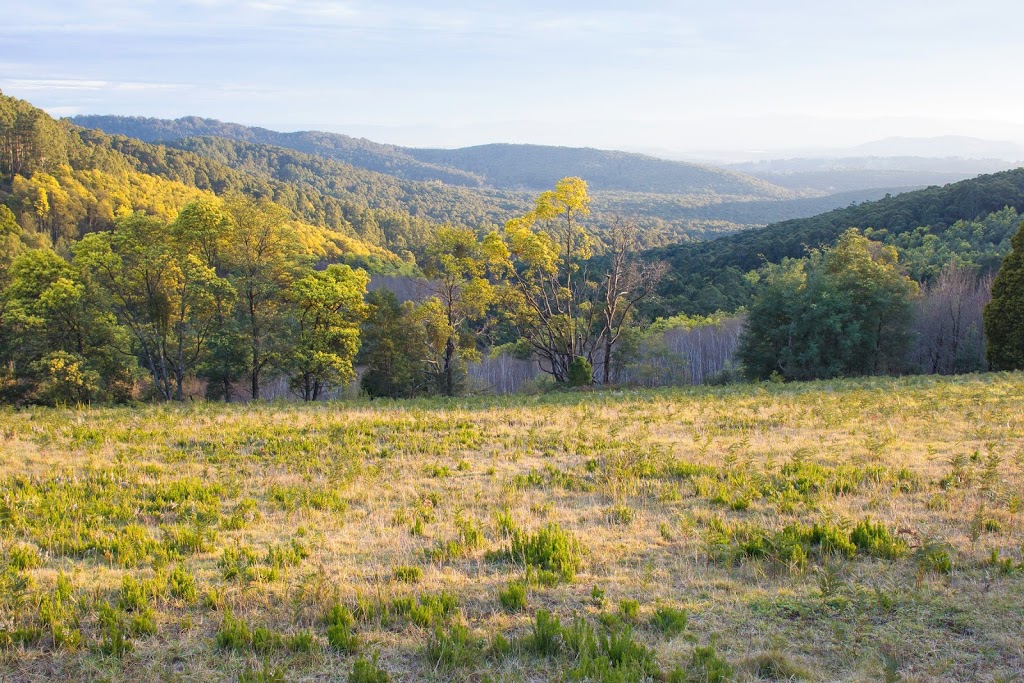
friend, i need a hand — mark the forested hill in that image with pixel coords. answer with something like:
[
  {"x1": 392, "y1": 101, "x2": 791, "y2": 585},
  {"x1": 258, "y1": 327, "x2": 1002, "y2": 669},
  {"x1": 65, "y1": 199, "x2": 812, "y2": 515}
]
[
  {"x1": 405, "y1": 144, "x2": 794, "y2": 196},
  {"x1": 650, "y1": 167, "x2": 1024, "y2": 315},
  {"x1": 71, "y1": 114, "x2": 796, "y2": 198},
  {"x1": 0, "y1": 91, "x2": 407, "y2": 270},
  {"x1": 71, "y1": 114, "x2": 486, "y2": 187}
]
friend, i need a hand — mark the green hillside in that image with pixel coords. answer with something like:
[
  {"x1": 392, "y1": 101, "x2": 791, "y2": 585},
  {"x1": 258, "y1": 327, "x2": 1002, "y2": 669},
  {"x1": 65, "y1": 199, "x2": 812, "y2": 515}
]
[
  {"x1": 0, "y1": 91, "x2": 422, "y2": 270},
  {"x1": 649, "y1": 168, "x2": 1024, "y2": 315},
  {"x1": 71, "y1": 114, "x2": 487, "y2": 187}
]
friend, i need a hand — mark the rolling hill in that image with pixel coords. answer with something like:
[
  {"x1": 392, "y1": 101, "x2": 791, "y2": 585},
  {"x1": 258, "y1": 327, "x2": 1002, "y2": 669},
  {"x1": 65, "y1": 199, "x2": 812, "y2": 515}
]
[{"x1": 72, "y1": 114, "x2": 796, "y2": 198}]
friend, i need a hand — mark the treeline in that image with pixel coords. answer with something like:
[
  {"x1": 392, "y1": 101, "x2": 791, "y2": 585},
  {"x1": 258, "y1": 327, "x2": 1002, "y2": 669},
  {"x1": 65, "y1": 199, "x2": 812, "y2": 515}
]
[
  {"x1": 0, "y1": 178, "x2": 672, "y2": 404},
  {"x1": 71, "y1": 114, "x2": 488, "y2": 187},
  {"x1": 72, "y1": 115, "x2": 795, "y2": 197},
  {"x1": 0, "y1": 197, "x2": 371, "y2": 403}
]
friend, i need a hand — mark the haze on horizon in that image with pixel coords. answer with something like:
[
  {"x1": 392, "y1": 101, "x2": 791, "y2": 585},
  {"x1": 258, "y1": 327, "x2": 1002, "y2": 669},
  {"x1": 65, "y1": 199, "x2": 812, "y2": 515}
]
[{"x1": 3, "y1": 0, "x2": 1024, "y2": 158}]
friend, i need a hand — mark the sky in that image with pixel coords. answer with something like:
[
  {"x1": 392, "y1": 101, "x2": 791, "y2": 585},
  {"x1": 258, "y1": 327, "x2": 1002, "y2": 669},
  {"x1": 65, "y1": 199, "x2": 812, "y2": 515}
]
[{"x1": 3, "y1": 1, "x2": 1024, "y2": 157}]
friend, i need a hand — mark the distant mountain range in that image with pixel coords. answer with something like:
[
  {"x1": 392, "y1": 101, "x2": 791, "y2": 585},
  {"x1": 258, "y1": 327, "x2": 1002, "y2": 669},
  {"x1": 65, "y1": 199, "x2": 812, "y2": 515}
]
[
  {"x1": 726, "y1": 156, "x2": 1017, "y2": 194},
  {"x1": 71, "y1": 115, "x2": 792, "y2": 199}
]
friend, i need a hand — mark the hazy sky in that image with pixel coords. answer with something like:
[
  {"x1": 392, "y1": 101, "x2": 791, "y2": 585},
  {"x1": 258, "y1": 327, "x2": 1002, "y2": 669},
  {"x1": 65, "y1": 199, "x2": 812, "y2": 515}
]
[{"x1": 3, "y1": 1, "x2": 1024, "y2": 154}]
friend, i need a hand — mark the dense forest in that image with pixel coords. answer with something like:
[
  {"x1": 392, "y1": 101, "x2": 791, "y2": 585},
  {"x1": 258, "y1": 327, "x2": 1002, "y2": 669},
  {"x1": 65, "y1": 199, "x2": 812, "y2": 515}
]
[
  {"x1": 4, "y1": 90, "x2": 1024, "y2": 404},
  {"x1": 649, "y1": 170, "x2": 1024, "y2": 315},
  {"x1": 73, "y1": 115, "x2": 795, "y2": 195},
  {"x1": 72, "y1": 114, "x2": 925, "y2": 246}
]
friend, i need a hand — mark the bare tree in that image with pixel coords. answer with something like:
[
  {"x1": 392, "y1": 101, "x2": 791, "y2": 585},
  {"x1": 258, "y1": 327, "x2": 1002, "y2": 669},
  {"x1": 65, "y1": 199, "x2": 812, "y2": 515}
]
[
  {"x1": 594, "y1": 218, "x2": 666, "y2": 384},
  {"x1": 911, "y1": 261, "x2": 991, "y2": 374}
]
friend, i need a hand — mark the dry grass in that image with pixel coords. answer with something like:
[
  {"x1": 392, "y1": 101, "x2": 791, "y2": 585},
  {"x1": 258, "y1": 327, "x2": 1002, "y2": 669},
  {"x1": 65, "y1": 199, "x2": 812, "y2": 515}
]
[{"x1": 1, "y1": 373, "x2": 1023, "y2": 682}]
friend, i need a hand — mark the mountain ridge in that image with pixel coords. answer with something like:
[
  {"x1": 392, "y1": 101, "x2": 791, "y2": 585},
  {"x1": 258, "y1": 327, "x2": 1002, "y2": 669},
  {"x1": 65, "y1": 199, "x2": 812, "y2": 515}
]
[{"x1": 70, "y1": 114, "x2": 797, "y2": 199}]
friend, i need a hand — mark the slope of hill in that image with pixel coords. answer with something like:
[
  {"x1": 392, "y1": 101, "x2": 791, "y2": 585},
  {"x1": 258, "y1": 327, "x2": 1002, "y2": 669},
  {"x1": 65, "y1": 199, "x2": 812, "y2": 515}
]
[
  {"x1": 0, "y1": 91, "x2": 406, "y2": 271},
  {"x1": 648, "y1": 167, "x2": 1024, "y2": 315},
  {"x1": 405, "y1": 143, "x2": 795, "y2": 196},
  {"x1": 71, "y1": 114, "x2": 487, "y2": 187},
  {"x1": 73, "y1": 114, "x2": 796, "y2": 199}
]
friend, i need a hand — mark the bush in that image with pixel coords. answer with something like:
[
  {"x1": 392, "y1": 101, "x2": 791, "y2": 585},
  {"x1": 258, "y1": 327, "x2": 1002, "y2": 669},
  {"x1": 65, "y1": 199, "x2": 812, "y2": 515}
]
[
  {"x1": 238, "y1": 661, "x2": 286, "y2": 683},
  {"x1": 325, "y1": 602, "x2": 359, "y2": 653},
  {"x1": 215, "y1": 609, "x2": 251, "y2": 650},
  {"x1": 498, "y1": 581, "x2": 527, "y2": 611},
  {"x1": 670, "y1": 644, "x2": 734, "y2": 683},
  {"x1": 507, "y1": 523, "x2": 584, "y2": 582},
  {"x1": 851, "y1": 519, "x2": 906, "y2": 560},
  {"x1": 568, "y1": 356, "x2": 593, "y2": 387},
  {"x1": 425, "y1": 623, "x2": 481, "y2": 671},
  {"x1": 392, "y1": 564, "x2": 423, "y2": 583},
  {"x1": 350, "y1": 653, "x2": 391, "y2": 683},
  {"x1": 650, "y1": 605, "x2": 688, "y2": 637},
  {"x1": 525, "y1": 609, "x2": 562, "y2": 657}
]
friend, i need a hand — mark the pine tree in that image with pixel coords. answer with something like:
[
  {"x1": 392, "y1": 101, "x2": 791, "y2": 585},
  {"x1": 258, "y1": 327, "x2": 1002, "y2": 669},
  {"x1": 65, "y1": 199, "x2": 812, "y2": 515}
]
[{"x1": 984, "y1": 220, "x2": 1024, "y2": 370}]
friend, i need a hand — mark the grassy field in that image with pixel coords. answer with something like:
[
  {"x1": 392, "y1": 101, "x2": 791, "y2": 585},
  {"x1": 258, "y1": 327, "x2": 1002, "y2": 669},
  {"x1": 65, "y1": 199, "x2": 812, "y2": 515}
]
[{"x1": 1, "y1": 374, "x2": 1023, "y2": 682}]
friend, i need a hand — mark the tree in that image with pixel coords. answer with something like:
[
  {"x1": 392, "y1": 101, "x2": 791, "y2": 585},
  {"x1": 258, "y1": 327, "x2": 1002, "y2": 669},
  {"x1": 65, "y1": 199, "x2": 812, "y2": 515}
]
[
  {"x1": 492, "y1": 179, "x2": 664, "y2": 384},
  {"x1": 912, "y1": 261, "x2": 990, "y2": 374},
  {"x1": 224, "y1": 196, "x2": 300, "y2": 399},
  {"x1": 738, "y1": 229, "x2": 919, "y2": 381},
  {"x1": 594, "y1": 218, "x2": 666, "y2": 385},
  {"x1": 984, "y1": 220, "x2": 1024, "y2": 370},
  {"x1": 284, "y1": 264, "x2": 369, "y2": 400},
  {"x1": 420, "y1": 226, "x2": 495, "y2": 395},
  {"x1": 174, "y1": 198, "x2": 244, "y2": 401},
  {"x1": 1, "y1": 248, "x2": 134, "y2": 404},
  {"x1": 75, "y1": 212, "x2": 231, "y2": 400},
  {"x1": 491, "y1": 177, "x2": 597, "y2": 383},
  {"x1": 359, "y1": 289, "x2": 430, "y2": 399}
]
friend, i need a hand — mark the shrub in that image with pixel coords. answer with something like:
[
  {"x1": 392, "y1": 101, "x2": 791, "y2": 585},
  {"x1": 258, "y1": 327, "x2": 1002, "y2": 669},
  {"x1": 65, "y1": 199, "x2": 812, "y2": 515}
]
[
  {"x1": 392, "y1": 564, "x2": 423, "y2": 584},
  {"x1": 288, "y1": 629, "x2": 316, "y2": 652},
  {"x1": 7, "y1": 543, "x2": 42, "y2": 571},
  {"x1": 740, "y1": 650, "x2": 811, "y2": 680},
  {"x1": 350, "y1": 653, "x2": 391, "y2": 683},
  {"x1": 326, "y1": 603, "x2": 359, "y2": 653},
  {"x1": 215, "y1": 609, "x2": 251, "y2": 650},
  {"x1": 650, "y1": 605, "x2": 688, "y2": 637},
  {"x1": 568, "y1": 356, "x2": 593, "y2": 387},
  {"x1": 526, "y1": 609, "x2": 562, "y2": 657},
  {"x1": 619, "y1": 599, "x2": 640, "y2": 622},
  {"x1": 507, "y1": 523, "x2": 584, "y2": 582},
  {"x1": 670, "y1": 643, "x2": 734, "y2": 683},
  {"x1": 498, "y1": 581, "x2": 527, "y2": 611},
  {"x1": 251, "y1": 626, "x2": 284, "y2": 654},
  {"x1": 168, "y1": 566, "x2": 198, "y2": 603},
  {"x1": 851, "y1": 519, "x2": 907, "y2": 560},
  {"x1": 238, "y1": 661, "x2": 286, "y2": 683},
  {"x1": 425, "y1": 623, "x2": 481, "y2": 672},
  {"x1": 916, "y1": 540, "x2": 953, "y2": 575}
]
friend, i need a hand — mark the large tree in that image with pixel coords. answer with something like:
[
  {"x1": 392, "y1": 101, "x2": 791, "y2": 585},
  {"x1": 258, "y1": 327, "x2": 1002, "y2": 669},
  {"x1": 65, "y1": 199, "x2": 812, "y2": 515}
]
[
  {"x1": 595, "y1": 218, "x2": 666, "y2": 385},
  {"x1": 284, "y1": 264, "x2": 369, "y2": 401},
  {"x1": 75, "y1": 212, "x2": 232, "y2": 400},
  {"x1": 359, "y1": 289, "x2": 431, "y2": 399},
  {"x1": 223, "y1": 196, "x2": 300, "y2": 400},
  {"x1": 984, "y1": 220, "x2": 1024, "y2": 370},
  {"x1": 420, "y1": 226, "x2": 495, "y2": 395},
  {"x1": 1, "y1": 248, "x2": 134, "y2": 404},
  {"x1": 492, "y1": 178, "x2": 663, "y2": 384},
  {"x1": 738, "y1": 229, "x2": 919, "y2": 381}
]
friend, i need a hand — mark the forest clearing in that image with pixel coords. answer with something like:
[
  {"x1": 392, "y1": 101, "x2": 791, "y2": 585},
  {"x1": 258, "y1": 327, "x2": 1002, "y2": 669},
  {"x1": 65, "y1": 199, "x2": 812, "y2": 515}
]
[{"x1": 2, "y1": 373, "x2": 1022, "y2": 682}]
